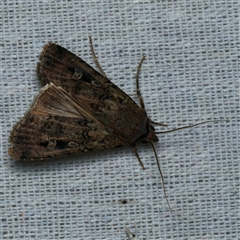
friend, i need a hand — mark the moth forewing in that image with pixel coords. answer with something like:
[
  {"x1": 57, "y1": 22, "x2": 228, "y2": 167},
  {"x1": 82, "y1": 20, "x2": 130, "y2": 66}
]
[{"x1": 8, "y1": 83, "x2": 129, "y2": 160}]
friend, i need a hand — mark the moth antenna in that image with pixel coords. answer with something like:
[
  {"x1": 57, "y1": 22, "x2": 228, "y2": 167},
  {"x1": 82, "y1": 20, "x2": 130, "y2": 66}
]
[
  {"x1": 132, "y1": 146, "x2": 145, "y2": 170},
  {"x1": 135, "y1": 55, "x2": 146, "y2": 109},
  {"x1": 150, "y1": 140, "x2": 172, "y2": 213},
  {"x1": 88, "y1": 36, "x2": 107, "y2": 77},
  {"x1": 150, "y1": 120, "x2": 168, "y2": 127},
  {"x1": 156, "y1": 120, "x2": 226, "y2": 134}
]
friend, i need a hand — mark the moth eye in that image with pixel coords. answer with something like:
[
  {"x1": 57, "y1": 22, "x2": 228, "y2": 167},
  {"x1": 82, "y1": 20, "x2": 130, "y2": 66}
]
[
  {"x1": 47, "y1": 139, "x2": 57, "y2": 150},
  {"x1": 68, "y1": 141, "x2": 79, "y2": 148},
  {"x1": 150, "y1": 125, "x2": 155, "y2": 131},
  {"x1": 91, "y1": 80, "x2": 101, "y2": 87},
  {"x1": 72, "y1": 65, "x2": 83, "y2": 80}
]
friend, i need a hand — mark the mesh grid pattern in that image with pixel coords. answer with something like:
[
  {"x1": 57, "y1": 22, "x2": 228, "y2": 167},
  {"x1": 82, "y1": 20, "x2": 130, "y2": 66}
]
[{"x1": 1, "y1": 1, "x2": 239, "y2": 239}]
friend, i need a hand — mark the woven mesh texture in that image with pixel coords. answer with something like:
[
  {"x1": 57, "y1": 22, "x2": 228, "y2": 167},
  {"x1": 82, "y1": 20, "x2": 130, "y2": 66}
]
[{"x1": 1, "y1": 1, "x2": 239, "y2": 239}]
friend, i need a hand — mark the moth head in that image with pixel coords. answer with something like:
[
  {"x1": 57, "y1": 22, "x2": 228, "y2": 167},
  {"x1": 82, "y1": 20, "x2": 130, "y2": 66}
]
[{"x1": 140, "y1": 122, "x2": 159, "y2": 144}]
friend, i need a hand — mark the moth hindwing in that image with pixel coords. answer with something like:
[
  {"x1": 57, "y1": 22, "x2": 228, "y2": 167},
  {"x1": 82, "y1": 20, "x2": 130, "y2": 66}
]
[{"x1": 9, "y1": 42, "x2": 159, "y2": 160}]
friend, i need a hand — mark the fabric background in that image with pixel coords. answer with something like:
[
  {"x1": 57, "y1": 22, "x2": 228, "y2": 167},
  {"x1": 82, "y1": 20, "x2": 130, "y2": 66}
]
[{"x1": 1, "y1": 1, "x2": 239, "y2": 239}]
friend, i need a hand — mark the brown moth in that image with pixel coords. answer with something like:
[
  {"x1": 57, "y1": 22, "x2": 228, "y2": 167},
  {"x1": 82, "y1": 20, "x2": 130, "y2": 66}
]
[
  {"x1": 9, "y1": 40, "x2": 160, "y2": 161},
  {"x1": 9, "y1": 38, "x2": 218, "y2": 210}
]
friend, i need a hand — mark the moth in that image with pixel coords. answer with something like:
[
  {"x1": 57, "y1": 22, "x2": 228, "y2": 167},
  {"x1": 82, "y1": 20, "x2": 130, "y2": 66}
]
[
  {"x1": 9, "y1": 39, "x2": 165, "y2": 161},
  {"x1": 9, "y1": 38, "x2": 217, "y2": 209}
]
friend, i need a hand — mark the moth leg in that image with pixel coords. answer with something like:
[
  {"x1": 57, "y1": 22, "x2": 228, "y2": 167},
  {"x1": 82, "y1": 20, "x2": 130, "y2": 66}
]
[
  {"x1": 132, "y1": 145, "x2": 145, "y2": 170},
  {"x1": 89, "y1": 36, "x2": 107, "y2": 78},
  {"x1": 135, "y1": 55, "x2": 146, "y2": 109}
]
